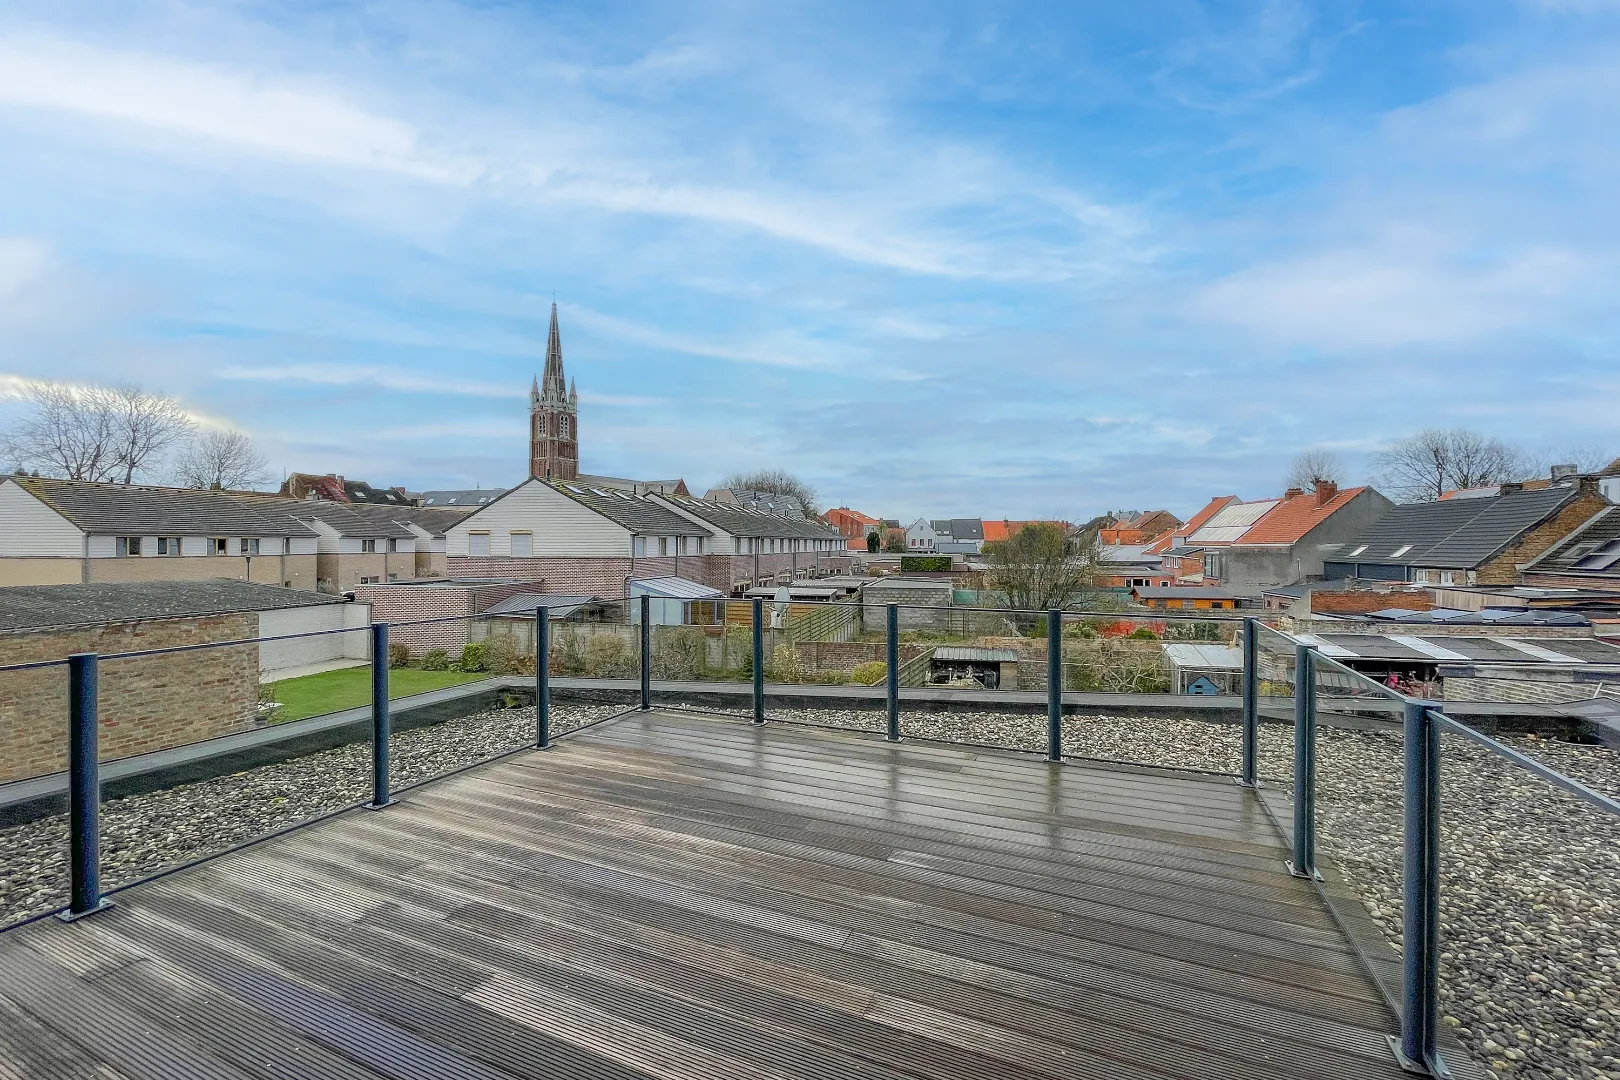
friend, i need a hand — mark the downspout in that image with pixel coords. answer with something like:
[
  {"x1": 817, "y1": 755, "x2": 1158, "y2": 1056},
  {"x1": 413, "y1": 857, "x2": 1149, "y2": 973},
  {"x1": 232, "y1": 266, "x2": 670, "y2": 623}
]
[{"x1": 82, "y1": 532, "x2": 89, "y2": 584}]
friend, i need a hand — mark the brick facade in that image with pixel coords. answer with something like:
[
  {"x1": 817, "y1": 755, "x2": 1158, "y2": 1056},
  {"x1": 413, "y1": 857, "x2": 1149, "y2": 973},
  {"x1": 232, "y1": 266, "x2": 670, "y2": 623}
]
[
  {"x1": 0, "y1": 613, "x2": 260, "y2": 785},
  {"x1": 354, "y1": 580, "x2": 540, "y2": 653},
  {"x1": 1476, "y1": 485, "x2": 1612, "y2": 586},
  {"x1": 447, "y1": 552, "x2": 854, "y2": 596}
]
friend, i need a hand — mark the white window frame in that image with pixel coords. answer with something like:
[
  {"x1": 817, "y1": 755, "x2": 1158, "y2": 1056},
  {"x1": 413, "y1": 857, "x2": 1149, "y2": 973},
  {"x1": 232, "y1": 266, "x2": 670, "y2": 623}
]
[
  {"x1": 468, "y1": 531, "x2": 491, "y2": 557},
  {"x1": 116, "y1": 536, "x2": 142, "y2": 558},
  {"x1": 510, "y1": 531, "x2": 533, "y2": 558},
  {"x1": 633, "y1": 536, "x2": 646, "y2": 557}
]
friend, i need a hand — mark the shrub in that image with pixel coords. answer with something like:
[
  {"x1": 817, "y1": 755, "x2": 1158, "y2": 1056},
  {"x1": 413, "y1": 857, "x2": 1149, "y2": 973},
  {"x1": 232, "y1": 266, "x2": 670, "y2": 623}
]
[
  {"x1": 583, "y1": 633, "x2": 635, "y2": 678},
  {"x1": 900, "y1": 555, "x2": 952, "y2": 573},
  {"x1": 651, "y1": 626, "x2": 707, "y2": 680},
  {"x1": 1128, "y1": 627, "x2": 1159, "y2": 640},
  {"x1": 387, "y1": 642, "x2": 411, "y2": 668},
  {"x1": 420, "y1": 648, "x2": 449, "y2": 671},
  {"x1": 456, "y1": 642, "x2": 487, "y2": 672},
  {"x1": 850, "y1": 661, "x2": 887, "y2": 685},
  {"x1": 550, "y1": 627, "x2": 587, "y2": 675},
  {"x1": 767, "y1": 643, "x2": 809, "y2": 683},
  {"x1": 483, "y1": 633, "x2": 533, "y2": 676}
]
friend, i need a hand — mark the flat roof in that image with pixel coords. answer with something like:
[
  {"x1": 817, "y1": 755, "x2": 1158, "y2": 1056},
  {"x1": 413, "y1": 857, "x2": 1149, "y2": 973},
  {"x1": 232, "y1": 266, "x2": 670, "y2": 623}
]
[{"x1": 0, "y1": 579, "x2": 341, "y2": 633}]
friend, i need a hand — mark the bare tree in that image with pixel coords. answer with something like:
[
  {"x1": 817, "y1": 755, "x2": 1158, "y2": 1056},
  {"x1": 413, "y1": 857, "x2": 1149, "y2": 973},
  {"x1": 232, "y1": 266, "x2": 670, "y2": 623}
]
[
  {"x1": 1517, "y1": 444, "x2": 1616, "y2": 480},
  {"x1": 2, "y1": 381, "x2": 194, "y2": 484},
  {"x1": 105, "y1": 385, "x2": 193, "y2": 484},
  {"x1": 719, "y1": 469, "x2": 819, "y2": 516},
  {"x1": 172, "y1": 429, "x2": 271, "y2": 490},
  {"x1": 982, "y1": 522, "x2": 1099, "y2": 615},
  {"x1": 1285, "y1": 448, "x2": 1344, "y2": 491},
  {"x1": 1373, "y1": 429, "x2": 1525, "y2": 503}
]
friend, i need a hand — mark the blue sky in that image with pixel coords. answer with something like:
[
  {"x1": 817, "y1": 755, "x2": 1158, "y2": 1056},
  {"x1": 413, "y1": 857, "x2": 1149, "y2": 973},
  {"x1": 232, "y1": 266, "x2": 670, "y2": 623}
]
[{"x1": 1, "y1": 1, "x2": 1617, "y2": 521}]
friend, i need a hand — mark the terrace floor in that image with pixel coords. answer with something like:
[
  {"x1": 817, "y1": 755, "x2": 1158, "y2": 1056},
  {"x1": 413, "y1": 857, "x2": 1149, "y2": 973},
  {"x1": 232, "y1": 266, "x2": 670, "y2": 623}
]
[{"x1": 0, "y1": 709, "x2": 1423, "y2": 1080}]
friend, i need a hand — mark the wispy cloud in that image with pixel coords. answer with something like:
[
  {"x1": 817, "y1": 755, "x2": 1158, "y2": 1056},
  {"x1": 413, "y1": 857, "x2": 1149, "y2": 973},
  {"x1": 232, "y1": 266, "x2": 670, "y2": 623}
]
[{"x1": 214, "y1": 364, "x2": 518, "y2": 397}]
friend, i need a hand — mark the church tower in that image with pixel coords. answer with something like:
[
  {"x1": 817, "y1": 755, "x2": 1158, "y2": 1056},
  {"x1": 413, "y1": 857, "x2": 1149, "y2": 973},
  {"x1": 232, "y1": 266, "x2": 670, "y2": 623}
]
[{"x1": 529, "y1": 303, "x2": 579, "y2": 480}]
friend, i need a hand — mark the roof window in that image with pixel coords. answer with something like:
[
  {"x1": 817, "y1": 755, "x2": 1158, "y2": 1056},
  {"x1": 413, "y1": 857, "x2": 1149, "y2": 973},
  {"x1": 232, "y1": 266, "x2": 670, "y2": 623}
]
[
  {"x1": 1347, "y1": 545, "x2": 1367, "y2": 557},
  {"x1": 1389, "y1": 545, "x2": 1413, "y2": 557}
]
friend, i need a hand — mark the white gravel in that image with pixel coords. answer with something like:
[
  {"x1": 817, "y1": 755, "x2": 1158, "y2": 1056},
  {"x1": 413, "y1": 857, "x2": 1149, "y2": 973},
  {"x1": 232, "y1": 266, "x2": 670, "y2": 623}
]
[
  {"x1": 3, "y1": 699, "x2": 1615, "y2": 1080},
  {"x1": 0, "y1": 702, "x2": 620, "y2": 926}
]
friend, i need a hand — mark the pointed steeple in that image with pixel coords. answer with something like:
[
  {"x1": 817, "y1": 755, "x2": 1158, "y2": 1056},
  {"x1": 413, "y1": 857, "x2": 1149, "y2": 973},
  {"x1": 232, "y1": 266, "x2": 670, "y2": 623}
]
[
  {"x1": 568, "y1": 377, "x2": 577, "y2": 405},
  {"x1": 541, "y1": 302, "x2": 566, "y2": 402}
]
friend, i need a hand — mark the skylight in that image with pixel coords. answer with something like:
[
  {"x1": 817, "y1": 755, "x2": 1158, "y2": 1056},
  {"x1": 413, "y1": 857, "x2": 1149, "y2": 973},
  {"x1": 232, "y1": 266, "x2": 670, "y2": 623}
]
[
  {"x1": 1347, "y1": 545, "x2": 1367, "y2": 557},
  {"x1": 1390, "y1": 545, "x2": 1413, "y2": 557}
]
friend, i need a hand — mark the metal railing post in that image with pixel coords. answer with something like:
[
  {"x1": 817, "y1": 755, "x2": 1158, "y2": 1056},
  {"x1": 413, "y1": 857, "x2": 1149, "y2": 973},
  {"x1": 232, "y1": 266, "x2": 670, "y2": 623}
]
[
  {"x1": 536, "y1": 607, "x2": 550, "y2": 749},
  {"x1": 885, "y1": 604, "x2": 900, "y2": 742},
  {"x1": 370, "y1": 622, "x2": 391, "y2": 809},
  {"x1": 639, "y1": 594, "x2": 651, "y2": 710},
  {"x1": 60, "y1": 652, "x2": 110, "y2": 921},
  {"x1": 1046, "y1": 610, "x2": 1062, "y2": 762},
  {"x1": 751, "y1": 597, "x2": 765, "y2": 723},
  {"x1": 1394, "y1": 700, "x2": 1446, "y2": 1076},
  {"x1": 1241, "y1": 617, "x2": 1259, "y2": 787},
  {"x1": 1288, "y1": 643, "x2": 1317, "y2": 878}
]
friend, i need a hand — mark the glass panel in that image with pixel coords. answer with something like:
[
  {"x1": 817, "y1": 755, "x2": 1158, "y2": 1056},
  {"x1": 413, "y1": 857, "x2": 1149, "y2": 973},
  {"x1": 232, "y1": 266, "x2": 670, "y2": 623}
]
[
  {"x1": 0, "y1": 660, "x2": 70, "y2": 924},
  {"x1": 1436, "y1": 726, "x2": 1620, "y2": 1079}
]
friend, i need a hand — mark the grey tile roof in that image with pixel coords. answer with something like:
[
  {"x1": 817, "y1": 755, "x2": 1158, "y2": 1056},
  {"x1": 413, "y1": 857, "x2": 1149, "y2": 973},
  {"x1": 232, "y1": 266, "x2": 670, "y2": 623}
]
[
  {"x1": 11, "y1": 477, "x2": 319, "y2": 538},
  {"x1": 419, "y1": 488, "x2": 507, "y2": 508},
  {"x1": 929, "y1": 518, "x2": 984, "y2": 541},
  {"x1": 0, "y1": 579, "x2": 340, "y2": 633},
  {"x1": 658, "y1": 497, "x2": 842, "y2": 539},
  {"x1": 1336, "y1": 487, "x2": 1575, "y2": 569},
  {"x1": 324, "y1": 502, "x2": 459, "y2": 538},
  {"x1": 550, "y1": 482, "x2": 711, "y2": 535},
  {"x1": 280, "y1": 501, "x2": 417, "y2": 539},
  {"x1": 482, "y1": 593, "x2": 605, "y2": 618}
]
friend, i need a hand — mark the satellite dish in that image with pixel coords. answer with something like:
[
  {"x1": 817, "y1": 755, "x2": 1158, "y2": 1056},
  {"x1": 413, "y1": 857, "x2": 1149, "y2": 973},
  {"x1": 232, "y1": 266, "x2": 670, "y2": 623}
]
[{"x1": 771, "y1": 585, "x2": 791, "y2": 628}]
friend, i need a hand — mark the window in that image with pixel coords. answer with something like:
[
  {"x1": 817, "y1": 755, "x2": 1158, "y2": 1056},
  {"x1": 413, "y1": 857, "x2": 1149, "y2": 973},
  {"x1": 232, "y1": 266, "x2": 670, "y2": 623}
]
[
  {"x1": 116, "y1": 536, "x2": 142, "y2": 558},
  {"x1": 1347, "y1": 545, "x2": 1368, "y2": 557},
  {"x1": 1439, "y1": 571, "x2": 1456, "y2": 586},
  {"x1": 241, "y1": 538, "x2": 261, "y2": 555},
  {"x1": 1413, "y1": 569, "x2": 1431, "y2": 583},
  {"x1": 210, "y1": 538, "x2": 229, "y2": 555},
  {"x1": 511, "y1": 532, "x2": 533, "y2": 558},
  {"x1": 156, "y1": 537, "x2": 181, "y2": 556},
  {"x1": 658, "y1": 537, "x2": 668, "y2": 557},
  {"x1": 1390, "y1": 545, "x2": 1413, "y2": 558},
  {"x1": 387, "y1": 538, "x2": 400, "y2": 554},
  {"x1": 633, "y1": 536, "x2": 646, "y2": 557},
  {"x1": 468, "y1": 532, "x2": 491, "y2": 557}
]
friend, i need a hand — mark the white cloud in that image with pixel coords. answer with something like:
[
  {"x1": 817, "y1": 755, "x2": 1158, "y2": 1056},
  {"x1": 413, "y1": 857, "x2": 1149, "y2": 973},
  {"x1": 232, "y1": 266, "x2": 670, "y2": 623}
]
[
  {"x1": 214, "y1": 363, "x2": 519, "y2": 397},
  {"x1": 0, "y1": 238, "x2": 49, "y2": 297}
]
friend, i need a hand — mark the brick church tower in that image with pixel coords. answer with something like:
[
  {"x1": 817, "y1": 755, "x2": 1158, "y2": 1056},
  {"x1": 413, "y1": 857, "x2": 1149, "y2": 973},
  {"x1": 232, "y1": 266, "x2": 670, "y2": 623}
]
[{"x1": 529, "y1": 303, "x2": 579, "y2": 481}]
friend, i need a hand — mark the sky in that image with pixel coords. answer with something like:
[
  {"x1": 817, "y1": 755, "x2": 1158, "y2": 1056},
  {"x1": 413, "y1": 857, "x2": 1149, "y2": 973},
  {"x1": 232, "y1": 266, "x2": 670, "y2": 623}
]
[{"x1": 1, "y1": 1, "x2": 1617, "y2": 522}]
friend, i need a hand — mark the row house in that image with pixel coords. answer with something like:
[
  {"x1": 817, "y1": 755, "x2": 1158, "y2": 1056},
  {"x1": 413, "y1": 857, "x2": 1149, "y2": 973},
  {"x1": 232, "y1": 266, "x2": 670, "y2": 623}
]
[
  {"x1": 1520, "y1": 505, "x2": 1620, "y2": 590},
  {"x1": 822, "y1": 507, "x2": 884, "y2": 551},
  {"x1": 1097, "y1": 510, "x2": 1181, "y2": 546},
  {"x1": 0, "y1": 477, "x2": 457, "y2": 594},
  {"x1": 443, "y1": 479, "x2": 847, "y2": 596},
  {"x1": 905, "y1": 518, "x2": 984, "y2": 554},
  {"x1": 1323, "y1": 476, "x2": 1610, "y2": 588}
]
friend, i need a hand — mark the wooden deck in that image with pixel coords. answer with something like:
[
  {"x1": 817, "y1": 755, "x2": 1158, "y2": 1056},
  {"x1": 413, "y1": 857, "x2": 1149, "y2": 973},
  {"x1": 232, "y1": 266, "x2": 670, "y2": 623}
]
[{"x1": 0, "y1": 709, "x2": 1419, "y2": 1080}]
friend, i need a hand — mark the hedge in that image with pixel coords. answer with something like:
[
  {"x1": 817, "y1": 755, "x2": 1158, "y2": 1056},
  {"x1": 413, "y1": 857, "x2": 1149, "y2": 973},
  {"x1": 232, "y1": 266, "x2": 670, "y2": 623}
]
[{"x1": 900, "y1": 555, "x2": 952, "y2": 572}]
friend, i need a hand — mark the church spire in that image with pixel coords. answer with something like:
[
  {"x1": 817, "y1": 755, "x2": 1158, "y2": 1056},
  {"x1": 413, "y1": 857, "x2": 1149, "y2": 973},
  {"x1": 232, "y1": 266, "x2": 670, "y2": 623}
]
[{"x1": 541, "y1": 302, "x2": 566, "y2": 402}]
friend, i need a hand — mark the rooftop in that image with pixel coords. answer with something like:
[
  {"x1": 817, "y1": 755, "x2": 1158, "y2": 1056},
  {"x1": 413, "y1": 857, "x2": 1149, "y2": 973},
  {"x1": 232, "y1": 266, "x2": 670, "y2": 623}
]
[
  {"x1": 1332, "y1": 485, "x2": 1579, "y2": 570},
  {"x1": 0, "y1": 578, "x2": 340, "y2": 633},
  {"x1": 0, "y1": 711, "x2": 1431, "y2": 1080}
]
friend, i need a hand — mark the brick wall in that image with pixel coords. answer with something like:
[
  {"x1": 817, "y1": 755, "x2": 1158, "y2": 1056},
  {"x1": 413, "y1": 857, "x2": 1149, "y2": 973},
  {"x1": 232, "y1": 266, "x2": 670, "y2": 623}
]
[
  {"x1": 1310, "y1": 591, "x2": 1434, "y2": 615},
  {"x1": 354, "y1": 580, "x2": 540, "y2": 653},
  {"x1": 86, "y1": 553, "x2": 318, "y2": 592},
  {"x1": 1477, "y1": 486, "x2": 1611, "y2": 586},
  {"x1": 0, "y1": 613, "x2": 260, "y2": 784},
  {"x1": 790, "y1": 641, "x2": 927, "y2": 673},
  {"x1": 449, "y1": 553, "x2": 855, "y2": 596}
]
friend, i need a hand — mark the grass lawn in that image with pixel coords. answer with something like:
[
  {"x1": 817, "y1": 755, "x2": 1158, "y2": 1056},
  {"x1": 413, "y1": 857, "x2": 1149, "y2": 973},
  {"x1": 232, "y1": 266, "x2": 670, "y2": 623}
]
[{"x1": 264, "y1": 665, "x2": 492, "y2": 723}]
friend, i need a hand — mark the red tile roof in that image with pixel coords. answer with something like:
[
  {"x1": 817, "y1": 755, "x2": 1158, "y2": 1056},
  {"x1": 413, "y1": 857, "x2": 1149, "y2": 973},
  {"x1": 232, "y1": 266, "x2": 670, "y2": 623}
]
[
  {"x1": 983, "y1": 520, "x2": 1068, "y2": 543},
  {"x1": 1235, "y1": 486, "x2": 1366, "y2": 545},
  {"x1": 1147, "y1": 496, "x2": 1236, "y2": 554}
]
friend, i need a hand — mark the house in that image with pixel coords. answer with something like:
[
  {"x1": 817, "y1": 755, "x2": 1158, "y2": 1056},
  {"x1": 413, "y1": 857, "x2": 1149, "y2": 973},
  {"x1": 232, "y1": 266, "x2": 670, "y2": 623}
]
[
  {"x1": 581, "y1": 475, "x2": 690, "y2": 497},
  {"x1": 330, "y1": 502, "x2": 461, "y2": 579},
  {"x1": 1131, "y1": 585, "x2": 1241, "y2": 610},
  {"x1": 0, "y1": 579, "x2": 363, "y2": 784},
  {"x1": 703, "y1": 488, "x2": 803, "y2": 515},
  {"x1": 1519, "y1": 504, "x2": 1620, "y2": 591},
  {"x1": 0, "y1": 477, "x2": 322, "y2": 589},
  {"x1": 1322, "y1": 476, "x2": 1610, "y2": 587},
  {"x1": 1097, "y1": 510, "x2": 1182, "y2": 546},
  {"x1": 981, "y1": 520, "x2": 1070, "y2": 545},
  {"x1": 1199, "y1": 483, "x2": 1393, "y2": 593},
  {"x1": 281, "y1": 472, "x2": 414, "y2": 506},
  {"x1": 1096, "y1": 544, "x2": 1173, "y2": 590},
  {"x1": 443, "y1": 479, "x2": 846, "y2": 597},
  {"x1": 823, "y1": 507, "x2": 884, "y2": 550},
  {"x1": 281, "y1": 503, "x2": 420, "y2": 593},
  {"x1": 905, "y1": 518, "x2": 983, "y2": 554},
  {"x1": 1146, "y1": 496, "x2": 1239, "y2": 581}
]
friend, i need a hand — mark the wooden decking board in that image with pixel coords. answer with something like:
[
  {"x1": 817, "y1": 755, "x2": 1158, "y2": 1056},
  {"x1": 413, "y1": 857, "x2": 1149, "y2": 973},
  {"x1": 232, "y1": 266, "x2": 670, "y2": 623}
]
[
  {"x1": 0, "y1": 708, "x2": 1424, "y2": 1080},
  {"x1": 403, "y1": 778, "x2": 1351, "y2": 953},
  {"x1": 266, "y1": 838, "x2": 1402, "y2": 1077}
]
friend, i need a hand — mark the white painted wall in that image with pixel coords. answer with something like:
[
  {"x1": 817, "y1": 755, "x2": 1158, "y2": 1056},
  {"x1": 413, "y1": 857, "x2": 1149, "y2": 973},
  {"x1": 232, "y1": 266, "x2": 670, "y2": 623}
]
[
  {"x1": 87, "y1": 536, "x2": 115, "y2": 558},
  {"x1": 446, "y1": 480, "x2": 632, "y2": 556},
  {"x1": 258, "y1": 601, "x2": 372, "y2": 680},
  {"x1": 286, "y1": 537, "x2": 313, "y2": 555},
  {"x1": 0, "y1": 481, "x2": 84, "y2": 556}
]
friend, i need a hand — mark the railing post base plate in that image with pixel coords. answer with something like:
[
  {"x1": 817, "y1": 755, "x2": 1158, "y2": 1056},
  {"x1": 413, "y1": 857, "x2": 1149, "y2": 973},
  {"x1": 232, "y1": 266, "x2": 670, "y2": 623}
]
[
  {"x1": 56, "y1": 899, "x2": 113, "y2": 923},
  {"x1": 1386, "y1": 1036, "x2": 1451, "y2": 1078},
  {"x1": 1285, "y1": 860, "x2": 1321, "y2": 881},
  {"x1": 365, "y1": 799, "x2": 392, "y2": 811}
]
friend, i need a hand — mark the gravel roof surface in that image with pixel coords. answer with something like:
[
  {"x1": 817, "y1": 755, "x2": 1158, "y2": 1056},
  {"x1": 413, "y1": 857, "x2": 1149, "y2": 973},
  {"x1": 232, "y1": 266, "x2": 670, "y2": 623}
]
[{"x1": 2, "y1": 702, "x2": 1614, "y2": 1080}]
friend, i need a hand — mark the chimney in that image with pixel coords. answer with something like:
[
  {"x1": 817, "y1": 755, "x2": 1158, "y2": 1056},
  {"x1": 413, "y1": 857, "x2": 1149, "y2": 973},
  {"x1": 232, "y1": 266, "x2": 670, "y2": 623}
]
[
  {"x1": 1283, "y1": 487, "x2": 1304, "y2": 499},
  {"x1": 1550, "y1": 463, "x2": 1577, "y2": 481},
  {"x1": 1499, "y1": 481, "x2": 1524, "y2": 495},
  {"x1": 1314, "y1": 480, "x2": 1338, "y2": 507}
]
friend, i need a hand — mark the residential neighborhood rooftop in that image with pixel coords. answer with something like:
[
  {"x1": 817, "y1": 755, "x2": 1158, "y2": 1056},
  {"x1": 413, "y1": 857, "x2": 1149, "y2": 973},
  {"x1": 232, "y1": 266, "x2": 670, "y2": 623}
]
[{"x1": 0, "y1": 578, "x2": 339, "y2": 633}]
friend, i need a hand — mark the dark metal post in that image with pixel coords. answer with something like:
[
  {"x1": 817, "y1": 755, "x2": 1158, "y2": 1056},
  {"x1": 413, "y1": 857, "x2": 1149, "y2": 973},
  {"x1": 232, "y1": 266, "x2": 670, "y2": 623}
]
[
  {"x1": 1395, "y1": 700, "x2": 1446, "y2": 1076},
  {"x1": 1046, "y1": 610, "x2": 1062, "y2": 762},
  {"x1": 885, "y1": 604, "x2": 900, "y2": 741},
  {"x1": 639, "y1": 594, "x2": 651, "y2": 710},
  {"x1": 61, "y1": 652, "x2": 109, "y2": 921},
  {"x1": 1288, "y1": 643, "x2": 1317, "y2": 878},
  {"x1": 536, "y1": 607, "x2": 550, "y2": 749},
  {"x1": 751, "y1": 597, "x2": 765, "y2": 723},
  {"x1": 1241, "y1": 617, "x2": 1259, "y2": 787},
  {"x1": 370, "y1": 622, "x2": 390, "y2": 809}
]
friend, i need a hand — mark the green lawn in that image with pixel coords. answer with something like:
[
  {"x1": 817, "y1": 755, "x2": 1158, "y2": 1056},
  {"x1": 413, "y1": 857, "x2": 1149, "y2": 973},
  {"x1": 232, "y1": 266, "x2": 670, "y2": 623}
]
[{"x1": 264, "y1": 665, "x2": 492, "y2": 723}]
